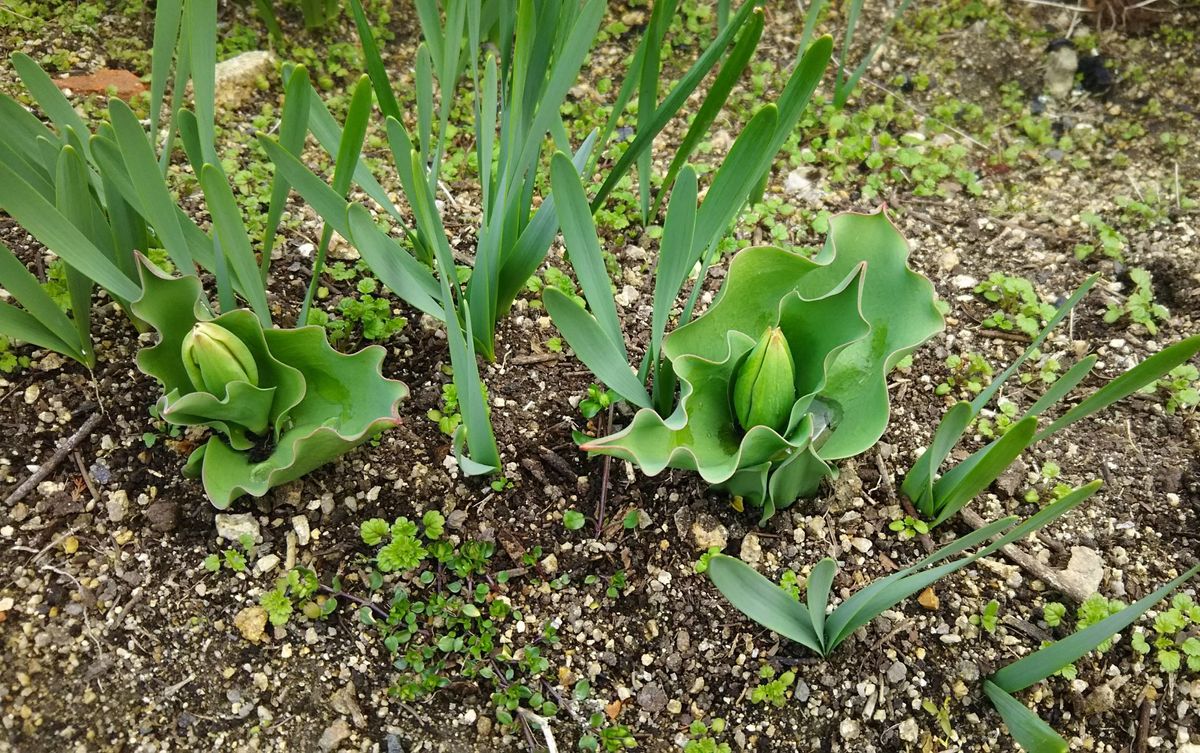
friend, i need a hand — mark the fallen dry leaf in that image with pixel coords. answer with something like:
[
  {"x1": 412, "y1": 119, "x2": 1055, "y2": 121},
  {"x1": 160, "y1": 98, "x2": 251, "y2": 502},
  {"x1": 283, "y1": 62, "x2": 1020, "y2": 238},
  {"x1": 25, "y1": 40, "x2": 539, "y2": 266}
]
[{"x1": 53, "y1": 69, "x2": 146, "y2": 100}]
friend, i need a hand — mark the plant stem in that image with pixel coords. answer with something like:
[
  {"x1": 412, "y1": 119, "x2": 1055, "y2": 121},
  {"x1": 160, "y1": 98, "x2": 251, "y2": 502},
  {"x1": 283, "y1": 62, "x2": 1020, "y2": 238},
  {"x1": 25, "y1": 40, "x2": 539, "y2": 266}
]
[
  {"x1": 318, "y1": 583, "x2": 389, "y2": 621},
  {"x1": 298, "y1": 223, "x2": 335, "y2": 327},
  {"x1": 594, "y1": 404, "x2": 614, "y2": 536}
]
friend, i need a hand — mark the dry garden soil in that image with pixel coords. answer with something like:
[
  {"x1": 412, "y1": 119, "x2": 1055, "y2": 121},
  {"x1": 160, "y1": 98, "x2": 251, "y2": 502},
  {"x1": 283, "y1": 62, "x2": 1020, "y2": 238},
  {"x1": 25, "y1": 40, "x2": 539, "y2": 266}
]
[{"x1": 1, "y1": 1, "x2": 1199, "y2": 752}]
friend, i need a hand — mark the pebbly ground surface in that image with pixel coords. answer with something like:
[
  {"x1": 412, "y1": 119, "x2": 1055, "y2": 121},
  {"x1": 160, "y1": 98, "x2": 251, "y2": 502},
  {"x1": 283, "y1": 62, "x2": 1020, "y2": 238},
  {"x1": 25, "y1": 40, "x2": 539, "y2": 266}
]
[{"x1": 1, "y1": 1, "x2": 1199, "y2": 752}]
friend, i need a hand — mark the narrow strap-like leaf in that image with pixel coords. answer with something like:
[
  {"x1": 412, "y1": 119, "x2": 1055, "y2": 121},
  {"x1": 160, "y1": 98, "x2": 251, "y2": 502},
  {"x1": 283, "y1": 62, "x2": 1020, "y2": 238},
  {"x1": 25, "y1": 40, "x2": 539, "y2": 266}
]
[
  {"x1": 650, "y1": 167, "x2": 697, "y2": 369},
  {"x1": 828, "y1": 483, "x2": 1095, "y2": 649},
  {"x1": 0, "y1": 161, "x2": 140, "y2": 302},
  {"x1": 299, "y1": 76, "x2": 374, "y2": 325},
  {"x1": 930, "y1": 417, "x2": 1038, "y2": 526},
  {"x1": 590, "y1": 0, "x2": 762, "y2": 212},
  {"x1": 834, "y1": 0, "x2": 913, "y2": 108},
  {"x1": 901, "y1": 399, "x2": 972, "y2": 517},
  {"x1": 550, "y1": 152, "x2": 626, "y2": 356},
  {"x1": 108, "y1": 98, "x2": 194, "y2": 272},
  {"x1": 54, "y1": 145, "x2": 97, "y2": 362},
  {"x1": 650, "y1": 10, "x2": 762, "y2": 221},
  {"x1": 0, "y1": 240, "x2": 83, "y2": 361},
  {"x1": 983, "y1": 681, "x2": 1068, "y2": 753},
  {"x1": 1023, "y1": 356, "x2": 1097, "y2": 420},
  {"x1": 187, "y1": 0, "x2": 218, "y2": 165},
  {"x1": 415, "y1": 43, "x2": 435, "y2": 168},
  {"x1": 971, "y1": 274, "x2": 1099, "y2": 414},
  {"x1": 348, "y1": 0, "x2": 402, "y2": 122},
  {"x1": 345, "y1": 205, "x2": 444, "y2": 321},
  {"x1": 707, "y1": 554, "x2": 825, "y2": 655},
  {"x1": 408, "y1": 151, "x2": 501, "y2": 473},
  {"x1": 824, "y1": 516, "x2": 1016, "y2": 642},
  {"x1": 199, "y1": 164, "x2": 271, "y2": 325},
  {"x1": 1034, "y1": 335, "x2": 1200, "y2": 442},
  {"x1": 261, "y1": 64, "x2": 312, "y2": 281},
  {"x1": 11, "y1": 53, "x2": 89, "y2": 156},
  {"x1": 976, "y1": 481, "x2": 1101, "y2": 560},
  {"x1": 690, "y1": 105, "x2": 778, "y2": 263},
  {"x1": 991, "y1": 563, "x2": 1200, "y2": 693},
  {"x1": 807, "y1": 557, "x2": 836, "y2": 652},
  {"x1": 0, "y1": 302, "x2": 82, "y2": 363},
  {"x1": 492, "y1": 130, "x2": 597, "y2": 322},
  {"x1": 543, "y1": 289, "x2": 652, "y2": 410}
]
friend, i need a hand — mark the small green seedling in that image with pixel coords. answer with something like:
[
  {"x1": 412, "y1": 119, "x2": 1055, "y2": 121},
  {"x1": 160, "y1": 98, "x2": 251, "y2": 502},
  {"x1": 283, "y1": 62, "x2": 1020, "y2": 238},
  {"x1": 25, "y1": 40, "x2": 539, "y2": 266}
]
[
  {"x1": 1104, "y1": 268, "x2": 1168, "y2": 335},
  {"x1": 750, "y1": 665, "x2": 796, "y2": 707},
  {"x1": 970, "y1": 600, "x2": 1000, "y2": 633}
]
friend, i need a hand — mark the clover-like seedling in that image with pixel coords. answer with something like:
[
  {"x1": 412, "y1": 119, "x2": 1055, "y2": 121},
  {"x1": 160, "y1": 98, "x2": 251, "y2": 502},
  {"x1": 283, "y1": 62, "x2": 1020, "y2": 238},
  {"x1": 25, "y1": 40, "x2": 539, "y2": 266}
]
[
  {"x1": 581, "y1": 210, "x2": 943, "y2": 520},
  {"x1": 131, "y1": 258, "x2": 408, "y2": 508}
]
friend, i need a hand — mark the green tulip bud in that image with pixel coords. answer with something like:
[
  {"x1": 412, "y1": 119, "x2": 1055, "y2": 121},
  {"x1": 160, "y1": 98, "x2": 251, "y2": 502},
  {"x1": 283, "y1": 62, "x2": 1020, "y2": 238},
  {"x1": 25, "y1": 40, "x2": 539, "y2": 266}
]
[
  {"x1": 181, "y1": 322, "x2": 260, "y2": 395},
  {"x1": 732, "y1": 327, "x2": 796, "y2": 433}
]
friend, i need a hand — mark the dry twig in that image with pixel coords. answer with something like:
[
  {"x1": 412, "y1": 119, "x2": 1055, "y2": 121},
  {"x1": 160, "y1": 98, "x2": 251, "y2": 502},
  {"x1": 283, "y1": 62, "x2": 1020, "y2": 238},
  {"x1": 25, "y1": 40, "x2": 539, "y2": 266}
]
[{"x1": 5, "y1": 413, "x2": 103, "y2": 505}]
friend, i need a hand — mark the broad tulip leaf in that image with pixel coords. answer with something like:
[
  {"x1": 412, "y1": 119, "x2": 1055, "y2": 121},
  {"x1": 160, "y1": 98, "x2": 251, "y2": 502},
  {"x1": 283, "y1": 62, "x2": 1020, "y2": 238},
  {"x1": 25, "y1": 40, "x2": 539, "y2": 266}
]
[
  {"x1": 131, "y1": 257, "x2": 408, "y2": 508},
  {"x1": 583, "y1": 210, "x2": 940, "y2": 517}
]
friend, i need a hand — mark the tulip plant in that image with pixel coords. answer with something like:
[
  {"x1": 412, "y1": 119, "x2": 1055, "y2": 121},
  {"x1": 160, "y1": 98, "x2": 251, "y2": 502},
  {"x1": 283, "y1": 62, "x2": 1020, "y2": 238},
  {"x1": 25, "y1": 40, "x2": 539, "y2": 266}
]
[
  {"x1": 707, "y1": 481, "x2": 1101, "y2": 657},
  {"x1": 552, "y1": 207, "x2": 943, "y2": 521},
  {"x1": 0, "y1": 5, "x2": 411, "y2": 507},
  {"x1": 133, "y1": 259, "x2": 408, "y2": 508},
  {"x1": 262, "y1": 0, "x2": 834, "y2": 476}
]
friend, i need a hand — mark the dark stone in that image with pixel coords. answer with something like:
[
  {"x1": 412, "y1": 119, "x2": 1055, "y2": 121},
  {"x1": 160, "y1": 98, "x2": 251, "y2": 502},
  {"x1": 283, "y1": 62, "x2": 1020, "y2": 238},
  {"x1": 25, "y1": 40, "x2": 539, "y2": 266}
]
[
  {"x1": 146, "y1": 501, "x2": 179, "y2": 532},
  {"x1": 1079, "y1": 54, "x2": 1115, "y2": 95}
]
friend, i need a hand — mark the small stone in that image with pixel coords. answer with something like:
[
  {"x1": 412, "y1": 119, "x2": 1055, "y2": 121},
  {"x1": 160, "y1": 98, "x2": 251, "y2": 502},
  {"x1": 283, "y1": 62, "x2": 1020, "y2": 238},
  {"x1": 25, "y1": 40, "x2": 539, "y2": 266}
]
[
  {"x1": 331, "y1": 682, "x2": 367, "y2": 728},
  {"x1": 1045, "y1": 42, "x2": 1078, "y2": 99},
  {"x1": 840, "y1": 719, "x2": 861, "y2": 740},
  {"x1": 605, "y1": 699, "x2": 622, "y2": 720},
  {"x1": 850, "y1": 537, "x2": 872, "y2": 553},
  {"x1": 318, "y1": 718, "x2": 351, "y2": 751},
  {"x1": 952, "y1": 274, "x2": 978, "y2": 290},
  {"x1": 690, "y1": 514, "x2": 728, "y2": 550},
  {"x1": 793, "y1": 680, "x2": 810, "y2": 703},
  {"x1": 255, "y1": 554, "x2": 280, "y2": 574},
  {"x1": 938, "y1": 249, "x2": 960, "y2": 271},
  {"x1": 215, "y1": 513, "x2": 260, "y2": 544},
  {"x1": 666, "y1": 699, "x2": 682, "y2": 714},
  {"x1": 917, "y1": 587, "x2": 940, "y2": 611},
  {"x1": 1084, "y1": 683, "x2": 1116, "y2": 715},
  {"x1": 614, "y1": 284, "x2": 640, "y2": 307},
  {"x1": 291, "y1": 515, "x2": 311, "y2": 547},
  {"x1": 233, "y1": 606, "x2": 268, "y2": 643},
  {"x1": 637, "y1": 683, "x2": 668, "y2": 713},
  {"x1": 105, "y1": 490, "x2": 129, "y2": 522},
  {"x1": 540, "y1": 553, "x2": 558, "y2": 574},
  {"x1": 1056, "y1": 546, "x2": 1104, "y2": 601},
  {"x1": 146, "y1": 501, "x2": 179, "y2": 532},
  {"x1": 740, "y1": 533, "x2": 763, "y2": 565},
  {"x1": 214, "y1": 51, "x2": 276, "y2": 110},
  {"x1": 887, "y1": 661, "x2": 907, "y2": 683},
  {"x1": 898, "y1": 718, "x2": 919, "y2": 743},
  {"x1": 53, "y1": 69, "x2": 146, "y2": 100}
]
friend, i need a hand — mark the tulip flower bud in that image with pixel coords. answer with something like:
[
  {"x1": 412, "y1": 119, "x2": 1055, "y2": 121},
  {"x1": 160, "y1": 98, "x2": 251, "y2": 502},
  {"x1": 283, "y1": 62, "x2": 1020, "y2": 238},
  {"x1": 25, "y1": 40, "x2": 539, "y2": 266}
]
[
  {"x1": 181, "y1": 322, "x2": 260, "y2": 395},
  {"x1": 732, "y1": 327, "x2": 796, "y2": 433}
]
